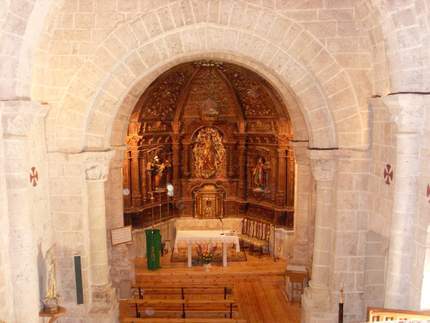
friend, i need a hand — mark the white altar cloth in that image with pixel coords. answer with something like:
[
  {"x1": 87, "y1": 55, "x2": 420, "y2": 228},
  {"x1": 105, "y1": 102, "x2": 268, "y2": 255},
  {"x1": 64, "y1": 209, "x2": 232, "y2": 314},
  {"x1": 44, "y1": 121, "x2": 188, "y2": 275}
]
[{"x1": 174, "y1": 230, "x2": 240, "y2": 267}]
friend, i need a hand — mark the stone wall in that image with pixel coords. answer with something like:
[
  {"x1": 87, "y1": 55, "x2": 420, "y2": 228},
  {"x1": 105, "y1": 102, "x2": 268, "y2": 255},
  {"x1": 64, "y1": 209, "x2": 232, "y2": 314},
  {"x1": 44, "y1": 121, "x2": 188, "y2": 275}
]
[
  {"x1": 0, "y1": 105, "x2": 14, "y2": 323},
  {"x1": 47, "y1": 152, "x2": 91, "y2": 319},
  {"x1": 417, "y1": 104, "x2": 430, "y2": 309},
  {"x1": 365, "y1": 98, "x2": 395, "y2": 309},
  {"x1": 411, "y1": 97, "x2": 430, "y2": 308},
  {"x1": 331, "y1": 151, "x2": 370, "y2": 322}
]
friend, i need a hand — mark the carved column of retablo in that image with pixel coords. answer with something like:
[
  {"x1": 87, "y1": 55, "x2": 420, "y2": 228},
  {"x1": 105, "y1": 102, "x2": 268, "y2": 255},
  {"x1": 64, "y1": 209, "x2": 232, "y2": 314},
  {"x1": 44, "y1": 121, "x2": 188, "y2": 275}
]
[
  {"x1": 276, "y1": 147, "x2": 288, "y2": 207},
  {"x1": 122, "y1": 150, "x2": 131, "y2": 208},
  {"x1": 130, "y1": 149, "x2": 141, "y2": 207},
  {"x1": 172, "y1": 133, "x2": 181, "y2": 197},
  {"x1": 238, "y1": 135, "x2": 247, "y2": 200},
  {"x1": 182, "y1": 140, "x2": 190, "y2": 178}
]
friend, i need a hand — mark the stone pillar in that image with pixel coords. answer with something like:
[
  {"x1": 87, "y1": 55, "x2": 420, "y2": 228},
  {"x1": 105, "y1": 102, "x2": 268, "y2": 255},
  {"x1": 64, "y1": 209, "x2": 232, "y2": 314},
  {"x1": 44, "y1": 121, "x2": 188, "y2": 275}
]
[
  {"x1": 83, "y1": 151, "x2": 116, "y2": 312},
  {"x1": 0, "y1": 101, "x2": 48, "y2": 323},
  {"x1": 302, "y1": 150, "x2": 337, "y2": 321},
  {"x1": 382, "y1": 94, "x2": 426, "y2": 309},
  {"x1": 108, "y1": 147, "x2": 126, "y2": 229},
  {"x1": 289, "y1": 142, "x2": 312, "y2": 266},
  {"x1": 227, "y1": 143, "x2": 235, "y2": 177}
]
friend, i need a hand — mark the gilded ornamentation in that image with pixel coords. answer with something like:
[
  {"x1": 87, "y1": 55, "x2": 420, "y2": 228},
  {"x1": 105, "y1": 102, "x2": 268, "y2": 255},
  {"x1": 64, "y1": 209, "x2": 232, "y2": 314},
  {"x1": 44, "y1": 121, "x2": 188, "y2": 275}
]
[
  {"x1": 193, "y1": 184, "x2": 224, "y2": 218},
  {"x1": 222, "y1": 64, "x2": 277, "y2": 117},
  {"x1": 141, "y1": 69, "x2": 192, "y2": 121},
  {"x1": 193, "y1": 127, "x2": 225, "y2": 178}
]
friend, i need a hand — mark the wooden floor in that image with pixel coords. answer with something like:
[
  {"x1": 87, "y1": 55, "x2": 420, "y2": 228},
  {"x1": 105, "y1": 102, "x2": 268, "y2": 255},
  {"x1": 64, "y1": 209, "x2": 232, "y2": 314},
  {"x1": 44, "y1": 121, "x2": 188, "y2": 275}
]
[{"x1": 126, "y1": 252, "x2": 301, "y2": 323}]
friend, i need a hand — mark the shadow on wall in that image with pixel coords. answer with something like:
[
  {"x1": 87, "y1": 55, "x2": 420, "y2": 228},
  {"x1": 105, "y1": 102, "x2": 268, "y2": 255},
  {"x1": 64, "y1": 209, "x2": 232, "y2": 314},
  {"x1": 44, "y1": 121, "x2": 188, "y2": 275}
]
[
  {"x1": 421, "y1": 225, "x2": 430, "y2": 309},
  {"x1": 37, "y1": 242, "x2": 46, "y2": 307},
  {"x1": 365, "y1": 231, "x2": 389, "y2": 308}
]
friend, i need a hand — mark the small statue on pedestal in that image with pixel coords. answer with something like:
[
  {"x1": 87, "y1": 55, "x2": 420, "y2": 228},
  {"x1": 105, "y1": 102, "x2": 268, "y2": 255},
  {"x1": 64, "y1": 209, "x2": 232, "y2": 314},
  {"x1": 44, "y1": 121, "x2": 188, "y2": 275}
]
[{"x1": 43, "y1": 246, "x2": 59, "y2": 313}]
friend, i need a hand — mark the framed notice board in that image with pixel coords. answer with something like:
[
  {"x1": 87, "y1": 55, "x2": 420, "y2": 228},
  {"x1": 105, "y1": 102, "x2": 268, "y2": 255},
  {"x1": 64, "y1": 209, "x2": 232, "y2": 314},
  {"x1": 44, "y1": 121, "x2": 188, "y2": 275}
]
[{"x1": 111, "y1": 226, "x2": 133, "y2": 246}]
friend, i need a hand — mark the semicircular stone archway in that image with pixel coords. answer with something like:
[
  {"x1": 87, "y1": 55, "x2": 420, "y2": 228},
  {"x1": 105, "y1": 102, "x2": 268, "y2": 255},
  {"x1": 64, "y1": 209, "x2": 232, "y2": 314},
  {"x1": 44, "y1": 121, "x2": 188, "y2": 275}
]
[{"x1": 31, "y1": 2, "x2": 369, "y2": 153}]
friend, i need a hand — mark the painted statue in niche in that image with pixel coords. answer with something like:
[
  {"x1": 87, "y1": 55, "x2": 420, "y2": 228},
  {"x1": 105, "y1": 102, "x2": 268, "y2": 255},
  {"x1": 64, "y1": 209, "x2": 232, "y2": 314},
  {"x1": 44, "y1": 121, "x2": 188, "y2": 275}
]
[
  {"x1": 148, "y1": 155, "x2": 171, "y2": 191},
  {"x1": 252, "y1": 156, "x2": 269, "y2": 192},
  {"x1": 193, "y1": 127, "x2": 225, "y2": 178}
]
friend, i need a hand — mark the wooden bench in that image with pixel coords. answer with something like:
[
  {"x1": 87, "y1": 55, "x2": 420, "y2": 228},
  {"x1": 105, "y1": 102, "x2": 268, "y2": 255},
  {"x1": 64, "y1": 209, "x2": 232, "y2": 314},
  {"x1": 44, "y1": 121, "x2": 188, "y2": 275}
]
[
  {"x1": 238, "y1": 217, "x2": 272, "y2": 255},
  {"x1": 131, "y1": 284, "x2": 234, "y2": 300},
  {"x1": 122, "y1": 318, "x2": 246, "y2": 323},
  {"x1": 125, "y1": 298, "x2": 240, "y2": 320}
]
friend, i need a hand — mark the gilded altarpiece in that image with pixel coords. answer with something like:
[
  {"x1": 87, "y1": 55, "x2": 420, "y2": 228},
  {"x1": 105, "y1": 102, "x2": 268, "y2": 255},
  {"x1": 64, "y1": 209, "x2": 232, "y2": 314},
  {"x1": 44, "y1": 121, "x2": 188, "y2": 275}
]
[{"x1": 123, "y1": 61, "x2": 295, "y2": 229}]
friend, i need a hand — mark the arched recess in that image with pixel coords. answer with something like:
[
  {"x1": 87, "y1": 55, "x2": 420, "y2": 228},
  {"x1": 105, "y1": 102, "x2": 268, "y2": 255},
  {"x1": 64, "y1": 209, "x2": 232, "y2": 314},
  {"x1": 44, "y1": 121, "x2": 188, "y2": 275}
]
[{"x1": 32, "y1": 5, "x2": 371, "y2": 153}]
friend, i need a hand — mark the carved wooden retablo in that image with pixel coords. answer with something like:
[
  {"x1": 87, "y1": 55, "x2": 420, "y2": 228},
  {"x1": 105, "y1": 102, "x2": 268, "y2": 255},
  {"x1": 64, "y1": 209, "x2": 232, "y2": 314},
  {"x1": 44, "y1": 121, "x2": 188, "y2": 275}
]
[{"x1": 123, "y1": 60, "x2": 295, "y2": 229}]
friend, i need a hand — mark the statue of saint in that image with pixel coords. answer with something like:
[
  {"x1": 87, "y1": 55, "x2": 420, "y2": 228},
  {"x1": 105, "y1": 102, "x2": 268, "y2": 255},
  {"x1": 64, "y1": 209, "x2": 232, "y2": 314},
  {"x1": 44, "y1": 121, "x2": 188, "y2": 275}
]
[
  {"x1": 150, "y1": 155, "x2": 171, "y2": 191},
  {"x1": 193, "y1": 128, "x2": 225, "y2": 178},
  {"x1": 252, "y1": 157, "x2": 268, "y2": 191}
]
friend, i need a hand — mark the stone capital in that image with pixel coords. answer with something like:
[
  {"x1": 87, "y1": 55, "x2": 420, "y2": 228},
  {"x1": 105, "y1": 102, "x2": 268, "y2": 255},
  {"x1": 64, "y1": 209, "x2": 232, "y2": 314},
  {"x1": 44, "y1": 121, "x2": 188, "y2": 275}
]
[
  {"x1": 70, "y1": 151, "x2": 115, "y2": 182},
  {"x1": 0, "y1": 100, "x2": 49, "y2": 137},
  {"x1": 382, "y1": 94, "x2": 428, "y2": 134},
  {"x1": 309, "y1": 150, "x2": 336, "y2": 182}
]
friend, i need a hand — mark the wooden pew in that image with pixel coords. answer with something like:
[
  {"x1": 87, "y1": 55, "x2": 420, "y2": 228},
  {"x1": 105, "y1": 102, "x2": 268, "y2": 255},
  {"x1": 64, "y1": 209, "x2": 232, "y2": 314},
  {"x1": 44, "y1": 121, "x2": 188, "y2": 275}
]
[
  {"x1": 122, "y1": 318, "x2": 247, "y2": 323},
  {"x1": 125, "y1": 298, "x2": 239, "y2": 320},
  {"x1": 239, "y1": 217, "x2": 271, "y2": 255},
  {"x1": 131, "y1": 284, "x2": 234, "y2": 300},
  {"x1": 367, "y1": 307, "x2": 430, "y2": 321}
]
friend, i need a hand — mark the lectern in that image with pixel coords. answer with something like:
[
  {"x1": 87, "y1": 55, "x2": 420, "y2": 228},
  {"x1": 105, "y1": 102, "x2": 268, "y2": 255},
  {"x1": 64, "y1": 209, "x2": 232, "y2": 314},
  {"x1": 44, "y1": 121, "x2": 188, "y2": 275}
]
[{"x1": 145, "y1": 229, "x2": 161, "y2": 270}]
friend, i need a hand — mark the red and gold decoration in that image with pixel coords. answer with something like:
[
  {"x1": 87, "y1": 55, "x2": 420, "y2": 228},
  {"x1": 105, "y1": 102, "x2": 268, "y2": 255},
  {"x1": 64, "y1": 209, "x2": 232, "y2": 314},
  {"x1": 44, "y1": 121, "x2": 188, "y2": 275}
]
[
  {"x1": 384, "y1": 164, "x2": 393, "y2": 185},
  {"x1": 29, "y1": 166, "x2": 39, "y2": 187},
  {"x1": 123, "y1": 61, "x2": 295, "y2": 229}
]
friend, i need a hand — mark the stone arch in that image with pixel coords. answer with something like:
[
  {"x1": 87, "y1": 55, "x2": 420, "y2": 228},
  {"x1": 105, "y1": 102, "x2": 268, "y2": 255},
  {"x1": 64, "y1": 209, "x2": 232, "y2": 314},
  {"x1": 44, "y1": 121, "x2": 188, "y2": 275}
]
[
  {"x1": 34, "y1": 5, "x2": 369, "y2": 153},
  {"x1": 355, "y1": 0, "x2": 430, "y2": 94},
  {"x1": 0, "y1": 0, "x2": 59, "y2": 99}
]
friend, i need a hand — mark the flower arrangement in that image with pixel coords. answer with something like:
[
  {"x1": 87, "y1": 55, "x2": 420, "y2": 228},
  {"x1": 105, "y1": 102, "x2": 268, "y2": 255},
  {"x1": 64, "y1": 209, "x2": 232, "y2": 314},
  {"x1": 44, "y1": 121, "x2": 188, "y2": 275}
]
[{"x1": 196, "y1": 243, "x2": 217, "y2": 265}]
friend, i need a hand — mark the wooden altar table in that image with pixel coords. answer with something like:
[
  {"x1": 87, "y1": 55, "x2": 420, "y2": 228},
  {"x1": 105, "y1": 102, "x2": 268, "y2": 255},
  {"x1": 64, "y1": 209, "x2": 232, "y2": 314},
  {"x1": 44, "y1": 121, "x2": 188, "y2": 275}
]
[{"x1": 174, "y1": 230, "x2": 240, "y2": 267}]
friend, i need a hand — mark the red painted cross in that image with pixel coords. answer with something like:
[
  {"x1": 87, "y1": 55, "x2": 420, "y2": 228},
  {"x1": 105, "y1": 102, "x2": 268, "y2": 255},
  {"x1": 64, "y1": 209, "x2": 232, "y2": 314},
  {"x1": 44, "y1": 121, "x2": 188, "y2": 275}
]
[
  {"x1": 427, "y1": 184, "x2": 430, "y2": 203},
  {"x1": 384, "y1": 164, "x2": 393, "y2": 185},
  {"x1": 29, "y1": 167, "x2": 38, "y2": 187}
]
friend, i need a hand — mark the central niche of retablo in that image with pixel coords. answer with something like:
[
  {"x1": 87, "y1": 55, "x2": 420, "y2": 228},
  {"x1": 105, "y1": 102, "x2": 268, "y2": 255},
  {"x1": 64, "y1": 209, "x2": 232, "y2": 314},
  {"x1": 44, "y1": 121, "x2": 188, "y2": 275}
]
[{"x1": 123, "y1": 61, "x2": 295, "y2": 229}]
